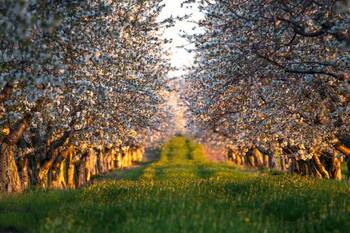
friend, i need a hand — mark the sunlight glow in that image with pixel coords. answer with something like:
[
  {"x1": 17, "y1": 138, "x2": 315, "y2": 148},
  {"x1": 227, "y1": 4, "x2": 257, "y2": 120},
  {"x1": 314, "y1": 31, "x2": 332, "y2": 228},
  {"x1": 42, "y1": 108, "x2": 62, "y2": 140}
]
[{"x1": 159, "y1": 0, "x2": 204, "y2": 77}]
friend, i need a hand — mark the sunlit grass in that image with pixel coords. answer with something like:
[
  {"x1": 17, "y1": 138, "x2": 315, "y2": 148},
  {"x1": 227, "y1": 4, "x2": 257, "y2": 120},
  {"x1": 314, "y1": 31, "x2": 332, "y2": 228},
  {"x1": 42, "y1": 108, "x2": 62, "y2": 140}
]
[{"x1": 0, "y1": 136, "x2": 349, "y2": 233}]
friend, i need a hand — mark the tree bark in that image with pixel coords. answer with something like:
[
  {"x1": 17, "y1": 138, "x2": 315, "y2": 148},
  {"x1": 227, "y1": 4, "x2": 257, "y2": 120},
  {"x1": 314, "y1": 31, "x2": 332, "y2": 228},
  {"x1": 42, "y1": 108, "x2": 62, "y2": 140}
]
[
  {"x1": 37, "y1": 130, "x2": 72, "y2": 187},
  {"x1": 329, "y1": 150, "x2": 342, "y2": 180},
  {"x1": 107, "y1": 149, "x2": 114, "y2": 171},
  {"x1": 252, "y1": 147, "x2": 263, "y2": 167},
  {"x1": 51, "y1": 159, "x2": 66, "y2": 189},
  {"x1": 116, "y1": 149, "x2": 123, "y2": 168},
  {"x1": 312, "y1": 154, "x2": 330, "y2": 179},
  {"x1": 335, "y1": 144, "x2": 350, "y2": 158},
  {"x1": 67, "y1": 146, "x2": 75, "y2": 188},
  {"x1": 248, "y1": 155, "x2": 255, "y2": 167},
  {"x1": 235, "y1": 153, "x2": 242, "y2": 166},
  {"x1": 268, "y1": 154, "x2": 276, "y2": 169},
  {"x1": 280, "y1": 155, "x2": 286, "y2": 172},
  {"x1": 332, "y1": 157, "x2": 342, "y2": 180},
  {"x1": 263, "y1": 154, "x2": 269, "y2": 168},
  {"x1": 20, "y1": 156, "x2": 30, "y2": 190},
  {"x1": 0, "y1": 114, "x2": 31, "y2": 193},
  {"x1": 76, "y1": 159, "x2": 87, "y2": 188},
  {"x1": 299, "y1": 160, "x2": 310, "y2": 176},
  {"x1": 0, "y1": 144, "x2": 22, "y2": 192},
  {"x1": 227, "y1": 148, "x2": 234, "y2": 161}
]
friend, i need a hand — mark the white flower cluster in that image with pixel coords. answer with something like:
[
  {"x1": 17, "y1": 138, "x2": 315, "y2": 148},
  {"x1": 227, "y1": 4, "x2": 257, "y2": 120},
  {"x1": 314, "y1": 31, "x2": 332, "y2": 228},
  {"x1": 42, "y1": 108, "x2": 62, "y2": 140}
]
[
  {"x1": 0, "y1": 0, "x2": 170, "y2": 166},
  {"x1": 184, "y1": 0, "x2": 350, "y2": 169}
]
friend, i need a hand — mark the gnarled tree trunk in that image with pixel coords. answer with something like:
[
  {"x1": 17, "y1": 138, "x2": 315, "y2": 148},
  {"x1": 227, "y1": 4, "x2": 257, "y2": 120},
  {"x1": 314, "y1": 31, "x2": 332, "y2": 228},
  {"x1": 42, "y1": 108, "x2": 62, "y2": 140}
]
[
  {"x1": 51, "y1": 159, "x2": 67, "y2": 189},
  {"x1": 0, "y1": 144, "x2": 22, "y2": 192},
  {"x1": 312, "y1": 154, "x2": 330, "y2": 179},
  {"x1": 0, "y1": 114, "x2": 31, "y2": 193},
  {"x1": 37, "y1": 130, "x2": 72, "y2": 188}
]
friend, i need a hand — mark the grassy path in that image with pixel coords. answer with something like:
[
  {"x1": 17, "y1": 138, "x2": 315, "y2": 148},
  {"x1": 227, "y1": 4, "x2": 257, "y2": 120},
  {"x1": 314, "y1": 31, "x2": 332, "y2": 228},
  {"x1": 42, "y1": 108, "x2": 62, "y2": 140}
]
[{"x1": 0, "y1": 136, "x2": 350, "y2": 233}]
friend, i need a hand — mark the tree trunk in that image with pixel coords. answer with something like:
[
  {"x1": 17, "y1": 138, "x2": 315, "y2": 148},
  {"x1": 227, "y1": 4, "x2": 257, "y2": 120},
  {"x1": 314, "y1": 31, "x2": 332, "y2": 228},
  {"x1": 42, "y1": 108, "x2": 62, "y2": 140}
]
[
  {"x1": 88, "y1": 148, "x2": 97, "y2": 176},
  {"x1": 0, "y1": 114, "x2": 32, "y2": 193},
  {"x1": 227, "y1": 148, "x2": 234, "y2": 161},
  {"x1": 127, "y1": 150, "x2": 132, "y2": 167},
  {"x1": 263, "y1": 154, "x2": 269, "y2": 168},
  {"x1": 85, "y1": 150, "x2": 94, "y2": 182},
  {"x1": 332, "y1": 157, "x2": 342, "y2": 180},
  {"x1": 241, "y1": 154, "x2": 245, "y2": 165},
  {"x1": 280, "y1": 155, "x2": 286, "y2": 171},
  {"x1": 329, "y1": 150, "x2": 342, "y2": 180},
  {"x1": 312, "y1": 154, "x2": 330, "y2": 179},
  {"x1": 112, "y1": 148, "x2": 118, "y2": 169},
  {"x1": 28, "y1": 154, "x2": 37, "y2": 185},
  {"x1": 67, "y1": 148, "x2": 75, "y2": 188},
  {"x1": 76, "y1": 160, "x2": 86, "y2": 188},
  {"x1": 37, "y1": 149, "x2": 59, "y2": 188},
  {"x1": 335, "y1": 144, "x2": 350, "y2": 157},
  {"x1": 248, "y1": 155, "x2": 255, "y2": 167},
  {"x1": 20, "y1": 156, "x2": 30, "y2": 190},
  {"x1": 268, "y1": 154, "x2": 276, "y2": 169},
  {"x1": 235, "y1": 153, "x2": 242, "y2": 166},
  {"x1": 96, "y1": 150, "x2": 102, "y2": 173},
  {"x1": 107, "y1": 149, "x2": 114, "y2": 171},
  {"x1": 37, "y1": 131, "x2": 72, "y2": 187},
  {"x1": 252, "y1": 147, "x2": 263, "y2": 167},
  {"x1": 50, "y1": 148, "x2": 71, "y2": 189},
  {"x1": 116, "y1": 150, "x2": 122, "y2": 168},
  {"x1": 136, "y1": 148, "x2": 143, "y2": 162},
  {"x1": 51, "y1": 159, "x2": 66, "y2": 189},
  {"x1": 288, "y1": 158, "x2": 299, "y2": 174},
  {"x1": 299, "y1": 160, "x2": 310, "y2": 176},
  {"x1": 0, "y1": 144, "x2": 22, "y2": 193}
]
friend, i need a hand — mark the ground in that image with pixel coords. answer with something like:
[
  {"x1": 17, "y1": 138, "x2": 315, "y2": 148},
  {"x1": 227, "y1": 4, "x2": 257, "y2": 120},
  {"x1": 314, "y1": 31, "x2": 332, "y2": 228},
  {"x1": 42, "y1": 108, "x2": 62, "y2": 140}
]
[{"x1": 0, "y1": 136, "x2": 349, "y2": 233}]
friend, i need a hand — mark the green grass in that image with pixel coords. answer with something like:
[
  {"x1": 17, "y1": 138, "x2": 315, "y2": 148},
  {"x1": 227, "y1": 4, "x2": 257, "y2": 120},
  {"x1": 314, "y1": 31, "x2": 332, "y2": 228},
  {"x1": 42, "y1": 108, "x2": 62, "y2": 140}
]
[{"x1": 0, "y1": 136, "x2": 350, "y2": 233}]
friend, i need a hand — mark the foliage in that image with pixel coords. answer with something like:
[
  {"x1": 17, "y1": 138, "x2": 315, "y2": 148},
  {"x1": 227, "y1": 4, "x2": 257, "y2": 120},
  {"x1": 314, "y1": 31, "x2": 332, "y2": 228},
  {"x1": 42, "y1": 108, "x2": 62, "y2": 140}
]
[
  {"x1": 0, "y1": 0, "x2": 172, "y2": 191},
  {"x1": 183, "y1": 0, "x2": 350, "y2": 177}
]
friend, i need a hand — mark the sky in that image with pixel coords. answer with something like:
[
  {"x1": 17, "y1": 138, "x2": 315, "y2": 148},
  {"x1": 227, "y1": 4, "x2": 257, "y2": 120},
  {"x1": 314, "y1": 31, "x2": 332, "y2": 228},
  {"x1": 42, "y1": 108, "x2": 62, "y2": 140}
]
[
  {"x1": 158, "y1": 0, "x2": 204, "y2": 77},
  {"x1": 157, "y1": 0, "x2": 204, "y2": 133}
]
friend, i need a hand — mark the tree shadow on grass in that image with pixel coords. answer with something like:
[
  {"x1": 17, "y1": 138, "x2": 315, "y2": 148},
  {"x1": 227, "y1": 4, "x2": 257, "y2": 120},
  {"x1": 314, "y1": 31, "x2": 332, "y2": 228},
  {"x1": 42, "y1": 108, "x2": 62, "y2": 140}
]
[
  {"x1": 94, "y1": 149, "x2": 161, "y2": 181},
  {"x1": 195, "y1": 164, "x2": 216, "y2": 179},
  {"x1": 185, "y1": 139, "x2": 193, "y2": 160}
]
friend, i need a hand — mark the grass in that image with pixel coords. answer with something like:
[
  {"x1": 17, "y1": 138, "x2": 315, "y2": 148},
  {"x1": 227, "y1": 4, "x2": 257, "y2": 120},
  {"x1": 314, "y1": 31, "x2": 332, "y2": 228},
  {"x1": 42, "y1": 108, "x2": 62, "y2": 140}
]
[{"x1": 0, "y1": 136, "x2": 349, "y2": 233}]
